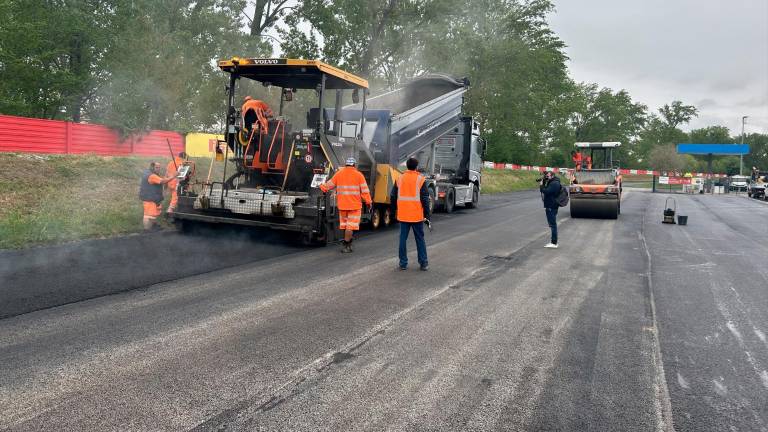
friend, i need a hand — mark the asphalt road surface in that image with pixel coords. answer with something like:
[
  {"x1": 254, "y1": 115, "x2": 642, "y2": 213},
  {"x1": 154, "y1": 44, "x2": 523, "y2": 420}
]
[
  {"x1": 0, "y1": 224, "x2": 306, "y2": 318},
  {"x1": 1, "y1": 191, "x2": 767, "y2": 431}
]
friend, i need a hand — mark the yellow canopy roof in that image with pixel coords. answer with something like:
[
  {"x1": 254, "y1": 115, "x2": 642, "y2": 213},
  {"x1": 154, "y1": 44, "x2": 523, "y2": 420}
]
[{"x1": 218, "y1": 58, "x2": 368, "y2": 90}]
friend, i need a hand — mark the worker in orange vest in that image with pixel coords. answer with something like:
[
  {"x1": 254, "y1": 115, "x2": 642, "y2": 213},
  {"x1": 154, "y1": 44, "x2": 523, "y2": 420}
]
[
  {"x1": 320, "y1": 157, "x2": 372, "y2": 253},
  {"x1": 139, "y1": 162, "x2": 176, "y2": 230},
  {"x1": 165, "y1": 151, "x2": 189, "y2": 214},
  {"x1": 390, "y1": 157, "x2": 431, "y2": 271},
  {"x1": 571, "y1": 150, "x2": 583, "y2": 171},
  {"x1": 242, "y1": 96, "x2": 274, "y2": 136}
]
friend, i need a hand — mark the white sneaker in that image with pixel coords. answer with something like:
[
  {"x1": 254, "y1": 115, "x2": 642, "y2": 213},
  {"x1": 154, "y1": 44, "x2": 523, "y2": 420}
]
[{"x1": 544, "y1": 243, "x2": 558, "y2": 249}]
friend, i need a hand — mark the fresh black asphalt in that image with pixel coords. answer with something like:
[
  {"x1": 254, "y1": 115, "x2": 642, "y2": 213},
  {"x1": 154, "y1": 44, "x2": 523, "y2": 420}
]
[{"x1": 1, "y1": 190, "x2": 766, "y2": 431}]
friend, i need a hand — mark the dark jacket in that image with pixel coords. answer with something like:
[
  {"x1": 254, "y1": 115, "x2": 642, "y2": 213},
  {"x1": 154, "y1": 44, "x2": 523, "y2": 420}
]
[
  {"x1": 390, "y1": 180, "x2": 431, "y2": 220},
  {"x1": 540, "y1": 176, "x2": 561, "y2": 209},
  {"x1": 139, "y1": 169, "x2": 164, "y2": 204}
]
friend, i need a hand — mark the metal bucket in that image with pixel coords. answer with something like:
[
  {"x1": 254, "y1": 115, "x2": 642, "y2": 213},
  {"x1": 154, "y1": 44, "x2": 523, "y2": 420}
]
[{"x1": 677, "y1": 215, "x2": 688, "y2": 226}]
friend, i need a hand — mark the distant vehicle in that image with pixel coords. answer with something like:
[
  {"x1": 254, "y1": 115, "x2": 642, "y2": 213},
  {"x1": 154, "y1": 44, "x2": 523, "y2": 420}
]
[
  {"x1": 747, "y1": 171, "x2": 767, "y2": 199},
  {"x1": 729, "y1": 175, "x2": 749, "y2": 192}
]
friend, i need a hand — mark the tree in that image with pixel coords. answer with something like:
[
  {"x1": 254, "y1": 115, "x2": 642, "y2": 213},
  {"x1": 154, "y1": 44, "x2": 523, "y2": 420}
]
[
  {"x1": 0, "y1": 0, "x2": 114, "y2": 121},
  {"x1": 743, "y1": 133, "x2": 768, "y2": 171},
  {"x1": 250, "y1": 0, "x2": 293, "y2": 37},
  {"x1": 648, "y1": 144, "x2": 685, "y2": 173},
  {"x1": 565, "y1": 83, "x2": 647, "y2": 166},
  {"x1": 687, "y1": 126, "x2": 732, "y2": 144},
  {"x1": 280, "y1": 0, "x2": 411, "y2": 79},
  {"x1": 635, "y1": 101, "x2": 698, "y2": 165},
  {"x1": 659, "y1": 100, "x2": 698, "y2": 129},
  {"x1": 85, "y1": 0, "x2": 260, "y2": 133},
  {"x1": 415, "y1": 0, "x2": 572, "y2": 165}
]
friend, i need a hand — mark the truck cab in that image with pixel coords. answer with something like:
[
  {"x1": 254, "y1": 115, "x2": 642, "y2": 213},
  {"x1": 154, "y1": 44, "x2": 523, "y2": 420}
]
[
  {"x1": 729, "y1": 175, "x2": 749, "y2": 192},
  {"x1": 415, "y1": 117, "x2": 484, "y2": 212}
]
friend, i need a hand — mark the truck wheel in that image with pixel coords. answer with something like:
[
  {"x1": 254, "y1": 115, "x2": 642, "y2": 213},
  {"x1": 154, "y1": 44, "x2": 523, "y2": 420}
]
[
  {"x1": 371, "y1": 207, "x2": 382, "y2": 230},
  {"x1": 382, "y1": 206, "x2": 392, "y2": 227},
  {"x1": 428, "y1": 188, "x2": 436, "y2": 214},
  {"x1": 465, "y1": 184, "x2": 479, "y2": 209},
  {"x1": 445, "y1": 189, "x2": 455, "y2": 213}
]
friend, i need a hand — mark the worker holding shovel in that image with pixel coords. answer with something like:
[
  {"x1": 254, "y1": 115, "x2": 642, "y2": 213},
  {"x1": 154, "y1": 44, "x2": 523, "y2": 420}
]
[{"x1": 139, "y1": 162, "x2": 177, "y2": 231}]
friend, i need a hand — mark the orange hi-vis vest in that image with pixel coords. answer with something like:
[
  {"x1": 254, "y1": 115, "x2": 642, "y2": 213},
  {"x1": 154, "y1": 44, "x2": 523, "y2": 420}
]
[
  {"x1": 396, "y1": 170, "x2": 426, "y2": 223},
  {"x1": 320, "y1": 166, "x2": 372, "y2": 211},
  {"x1": 242, "y1": 99, "x2": 273, "y2": 133}
]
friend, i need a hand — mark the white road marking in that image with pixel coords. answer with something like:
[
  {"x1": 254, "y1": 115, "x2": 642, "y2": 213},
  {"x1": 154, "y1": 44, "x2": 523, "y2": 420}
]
[
  {"x1": 713, "y1": 378, "x2": 728, "y2": 396},
  {"x1": 754, "y1": 328, "x2": 767, "y2": 344},
  {"x1": 639, "y1": 211, "x2": 676, "y2": 432}
]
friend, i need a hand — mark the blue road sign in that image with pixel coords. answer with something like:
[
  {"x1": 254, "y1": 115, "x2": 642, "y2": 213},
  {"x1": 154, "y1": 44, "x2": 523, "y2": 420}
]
[{"x1": 677, "y1": 143, "x2": 750, "y2": 155}]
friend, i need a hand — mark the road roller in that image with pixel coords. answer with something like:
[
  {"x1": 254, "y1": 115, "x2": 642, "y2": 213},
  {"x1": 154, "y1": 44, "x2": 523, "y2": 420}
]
[{"x1": 568, "y1": 142, "x2": 622, "y2": 219}]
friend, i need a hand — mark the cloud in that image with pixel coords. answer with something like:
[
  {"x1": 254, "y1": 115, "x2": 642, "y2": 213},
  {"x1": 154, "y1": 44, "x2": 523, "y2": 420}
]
[
  {"x1": 738, "y1": 94, "x2": 768, "y2": 108},
  {"x1": 696, "y1": 99, "x2": 719, "y2": 109},
  {"x1": 548, "y1": 0, "x2": 768, "y2": 134}
]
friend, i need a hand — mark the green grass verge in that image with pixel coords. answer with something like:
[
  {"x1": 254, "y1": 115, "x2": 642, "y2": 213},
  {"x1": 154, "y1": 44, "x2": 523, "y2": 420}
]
[
  {"x1": 0, "y1": 156, "x2": 552, "y2": 249},
  {"x1": 481, "y1": 169, "x2": 549, "y2": 194},
  {"x1": 0, "y1": 153, "x2": 232, "y2": 249}
]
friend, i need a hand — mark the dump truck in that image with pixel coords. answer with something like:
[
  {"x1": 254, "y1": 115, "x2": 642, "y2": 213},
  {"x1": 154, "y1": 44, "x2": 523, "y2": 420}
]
[
  {"x1": 171, "y1": 58, "x2": 482, "y2": 243},
  {"x1": 328, "y1": 75, "x2": 484, "y2": 222},
  {"x1": 568, "y1": 142, "x2": 622, "y2": 219}
]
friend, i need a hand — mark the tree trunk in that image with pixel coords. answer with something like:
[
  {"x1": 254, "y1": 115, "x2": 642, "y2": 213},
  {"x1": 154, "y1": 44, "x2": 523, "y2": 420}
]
[
  {"x1": 359, "y1": 0, "x2": 398, "y2": 78},
  {"x1": 68, "y1": 34, "x2": 85, "y2": 123},
  {"x1": 251, "y1": 0, "x2": 268, "y2": 36}
]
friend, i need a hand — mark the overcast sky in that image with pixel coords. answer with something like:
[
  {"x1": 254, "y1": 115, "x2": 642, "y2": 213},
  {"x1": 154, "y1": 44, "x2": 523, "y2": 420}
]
[{"x1": 548, "y1": 0, "x2": 768, "y2": 136}]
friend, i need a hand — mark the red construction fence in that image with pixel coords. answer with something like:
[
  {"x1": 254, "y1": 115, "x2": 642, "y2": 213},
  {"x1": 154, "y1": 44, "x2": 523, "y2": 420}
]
[
  {"x1": 482, "y1": 161, "x2": 727, "y2": 178},
  {"x1": 0, "y1": 114, "x2": 184, "y2": 156},
  {"x1": 0, "y1": 114, "x2": 733, "y2": 177}
]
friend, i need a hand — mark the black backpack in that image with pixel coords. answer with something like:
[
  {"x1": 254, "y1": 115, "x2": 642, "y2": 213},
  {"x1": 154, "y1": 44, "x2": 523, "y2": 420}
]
[{"x1": 557, "y1": 184, "x2": 569, "y2": 207}]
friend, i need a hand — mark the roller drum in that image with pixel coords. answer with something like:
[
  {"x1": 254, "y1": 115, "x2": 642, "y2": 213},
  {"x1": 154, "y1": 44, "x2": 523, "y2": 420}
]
[{"x1": 569, "y1": 196, "x2": 619, "y2": 219}]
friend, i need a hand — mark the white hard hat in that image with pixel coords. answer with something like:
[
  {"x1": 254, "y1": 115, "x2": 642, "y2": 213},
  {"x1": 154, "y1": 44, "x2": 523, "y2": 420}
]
[{"x1": 345, "y1": 157, "x2": 356, "y2": 166}]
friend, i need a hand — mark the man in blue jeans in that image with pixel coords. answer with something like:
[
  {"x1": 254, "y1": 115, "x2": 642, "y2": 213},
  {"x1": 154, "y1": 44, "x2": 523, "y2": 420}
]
[
  {"x1": 539, "y1": 170, "x2": 561, "y2": 249},
  {"x1": 391, "y1": 157, "x2": 431, "y2": 270}
]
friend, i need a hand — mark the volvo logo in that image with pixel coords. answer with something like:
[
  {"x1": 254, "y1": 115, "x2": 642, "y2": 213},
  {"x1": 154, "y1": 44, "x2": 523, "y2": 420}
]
[{"x1": 251, "y1": 59, "x2": 283, "y2": 65}]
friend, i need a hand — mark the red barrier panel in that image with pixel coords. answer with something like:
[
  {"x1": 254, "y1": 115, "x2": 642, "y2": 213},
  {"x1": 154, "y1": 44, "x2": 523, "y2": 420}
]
[
  {"x1": 0, "y1": 114, "x2": 184, "y2": 157},
  {"x1": 483, "y1": 160, "x2": 727, "y2": 178}
]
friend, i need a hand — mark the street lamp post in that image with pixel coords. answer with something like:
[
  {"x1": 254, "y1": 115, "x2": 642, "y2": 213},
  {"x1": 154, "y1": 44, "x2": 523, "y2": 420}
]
[{"x1": 740, "y1": 116, "x2": 748, "y2": 175}]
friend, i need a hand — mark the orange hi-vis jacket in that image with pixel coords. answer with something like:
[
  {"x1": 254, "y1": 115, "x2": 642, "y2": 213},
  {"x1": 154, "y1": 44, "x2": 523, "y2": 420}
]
[
  {"x1": 396, "y1": 170, "x2": 426, "y2": 223},
  {"x1": 242, "y1": 99, "x2": 274, "y2": 133},
  {"x1": 320, "y1": 166, "x2": 372, "y2": 211},
  {"x1": 166, "y1": 157, "x2": 183, "y2": 183}
]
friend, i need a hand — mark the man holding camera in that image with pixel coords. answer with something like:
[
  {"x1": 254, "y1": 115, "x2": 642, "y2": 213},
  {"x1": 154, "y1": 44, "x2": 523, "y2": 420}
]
[{"x1": 538, "y1": 170, "x2": 561, "y2": 249}]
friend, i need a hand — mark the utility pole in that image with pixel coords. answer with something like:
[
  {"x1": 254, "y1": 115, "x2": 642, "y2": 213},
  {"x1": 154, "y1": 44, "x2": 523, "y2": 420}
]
[{"x1": 740, "y1": 116, "x2": 748, "y2": 175}]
